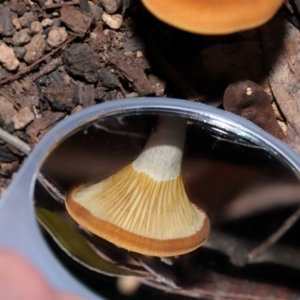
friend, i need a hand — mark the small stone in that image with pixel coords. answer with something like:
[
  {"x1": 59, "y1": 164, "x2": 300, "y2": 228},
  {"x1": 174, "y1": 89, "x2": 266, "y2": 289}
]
[
  {"x1": 12, "y1": 106, "x2": 35, "y2": 130},
  {"x1": 30, "y1": 21, "x2": 43, "y2": 34},
  {"x1": 71, "y1": 105, "x2": 82, "y2": 114},
  {"x1": 18, "y1": 12, "x2": 36, "y2": 28},
  {"x1": 148, "y1": 74, "x2": 166, "y2": 96},
  {"x1": 102, "y1": 12, "x2": 122, "y2": 29},
  {"x1": 47, "y1": 27, "x2": 68, "y2": 48},
  {"x1": 88, "y1": 1, "x2": 103, "y2": 21},
  {"x1": 24, "y1": 34, "x2": 46, "y2": 64},
  {"x1": 0, "y1": 67, "x2": 13, "y2": 81},
  {"x1": 12, "y1": 28, "x2": 31, "y2": 45},
  {"x1": 0, "y1": 43, "x2": 20, "y2": 71},
  {"x1": 101, "y1": 0, "x2": 118, "y2": 14},
  {"x1": 41, "y1": 18, "x2": 53, "y2": 27},
  {"x1": 15, "y1": 2, "x2": 27, "y2": 16},
  {"x1": 12, "y1": 18, "x2": 22, "y2": 30},
  {"x1": 0, "y1": 6, "x2": 15, "y2": 36},
  {"x1": 0, "y1": 96, "x2": 17, "y2": 126},
  {"x1": 13, "y1": 46, "x2": 27, "y2": 59}
]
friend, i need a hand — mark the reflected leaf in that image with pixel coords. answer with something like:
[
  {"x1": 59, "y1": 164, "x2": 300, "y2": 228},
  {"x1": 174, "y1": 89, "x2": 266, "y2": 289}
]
[{"x1": 36, "y1": 206, "x2": 143, "y2": 277}]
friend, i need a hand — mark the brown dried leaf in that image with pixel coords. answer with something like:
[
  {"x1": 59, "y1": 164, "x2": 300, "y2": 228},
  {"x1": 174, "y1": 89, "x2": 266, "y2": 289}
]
[{"x1": 266, "y1": 20, "x2": 300, "y2": 152}]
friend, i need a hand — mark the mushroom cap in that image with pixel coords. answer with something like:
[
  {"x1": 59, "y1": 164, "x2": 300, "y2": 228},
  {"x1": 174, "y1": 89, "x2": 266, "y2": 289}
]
[
  {"x1": 65, "y1": 163, "x2": 210, "y2": 257},
  {"x1": 141, "y1": 0, "x2": 284, "y2": 34}
]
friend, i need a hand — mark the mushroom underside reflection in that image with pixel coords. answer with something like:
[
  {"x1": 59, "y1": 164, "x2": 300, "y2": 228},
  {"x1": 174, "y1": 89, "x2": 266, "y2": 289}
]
[
  {"x1": 65, "y1": 116, "x2": 210, "y2": 257},
  {"x1": 35, "y1": 113, "x2": 300, "y2": 297}
]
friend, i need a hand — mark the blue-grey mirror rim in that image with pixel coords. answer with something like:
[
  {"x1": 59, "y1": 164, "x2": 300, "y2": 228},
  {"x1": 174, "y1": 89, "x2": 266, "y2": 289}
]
[{"x1": 0, "y1": 97, "x2": 300, "y2": 299}]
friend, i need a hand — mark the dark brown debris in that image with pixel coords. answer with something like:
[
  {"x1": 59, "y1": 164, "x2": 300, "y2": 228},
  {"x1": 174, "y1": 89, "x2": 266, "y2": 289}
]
[
  {"x1": 62, "y1": 43, "x2": 100, "y2": 82},
  {"x1": 107, "y1": 51, "x2": 154, "y2": 96},
  {"x1": 26, "y1": 110, "x2": 66, "y2": 138},
  {"x1": 41, "y1": 85, "x2": 77, "y2": 111},
  {"x1": 223, "y1": 80, "x2": 286, "y2": 141},
  {"x1": 0, "y1": 5, "x2": 15, "y2": 37},
  {"x1": 0, "y1": 144, "x2": 18, "y2": 163}
]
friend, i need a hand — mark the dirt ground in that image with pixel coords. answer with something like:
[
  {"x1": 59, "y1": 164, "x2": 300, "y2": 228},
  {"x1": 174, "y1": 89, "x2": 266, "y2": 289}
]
[{"x1": 2, "y1": 0, "x2": 300, "y2": 299}]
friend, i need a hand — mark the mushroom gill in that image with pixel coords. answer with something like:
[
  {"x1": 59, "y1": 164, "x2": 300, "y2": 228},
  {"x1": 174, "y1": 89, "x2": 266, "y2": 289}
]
[{"x1": 66, "y1": 116, "x2": 210, "y2": 257}]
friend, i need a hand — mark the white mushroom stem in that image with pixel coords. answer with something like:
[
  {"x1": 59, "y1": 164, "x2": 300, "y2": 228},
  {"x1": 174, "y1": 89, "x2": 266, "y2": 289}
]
[
  {"x1": 133, "y1": 115, "x2": 186, "y2": 181},
  {"x1": 66, "y1": 115, "x2": 210, "y2": 257}
]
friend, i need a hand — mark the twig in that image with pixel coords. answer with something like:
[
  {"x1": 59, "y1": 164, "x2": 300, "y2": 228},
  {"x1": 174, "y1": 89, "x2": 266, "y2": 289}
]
[
  {"x1": 0, "y1": 127, "x2": 31, "y2": 154},
  {"x1": 0, "y1": 36, "x2": 76, "y2": 86},
  {"x1": 31, "y1": 57, "x2": 63, "y2": 81},
  {"x1": 248, "y1": 205, "x2": 300, "y2": 262},
  {"x1": 0, "y1": 128, "x2": 65, "y2": 203},
  {"x1": 205, "y1": 228, "x2": 300, "y2": 270},
  {"x1": 43, "y1": 0, "x2": 80, "y2": 10}
]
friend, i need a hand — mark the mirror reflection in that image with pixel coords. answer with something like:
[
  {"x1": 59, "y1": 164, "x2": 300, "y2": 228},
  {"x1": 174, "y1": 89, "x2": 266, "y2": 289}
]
[{"x1": 34, "y1": 111, "x2": 300, "y2": 299}]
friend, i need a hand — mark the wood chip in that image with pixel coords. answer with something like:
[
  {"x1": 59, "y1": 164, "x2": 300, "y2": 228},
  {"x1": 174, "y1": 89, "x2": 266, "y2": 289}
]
[
  {"x1": 60, "y1": 6, "x2": 93, "y2": 34},
  {"x1": 41, "y1": 85, "x2": 76, "y2": 112},
  {"x1": 0, "y1": 144, "x2": 18, "y2": 163},
  {"x1": 108, "y1": 51, "x2": 154, "y2": 95},
  {"x1": 26, "y1": 110, "x2": 65, "y2": 137}
]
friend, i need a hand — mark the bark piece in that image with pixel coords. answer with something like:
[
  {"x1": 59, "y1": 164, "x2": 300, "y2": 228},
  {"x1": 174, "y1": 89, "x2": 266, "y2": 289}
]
[
  {"x1": 108, "y1": 51, "x2": 154, "y2": 95},
  {"x1": 82, "y1": 84, "x2": 95, "y2": 108},
  {"x1": 0, "y1": 96, "x2": 17, "y2": 127},
  {"x1": 99, "y1": 67, "x2": 120, "y2": 88},
  {"x1": 26, "y1": 111, "x2": 65, "y2": 137},
  {"x1": 12, "y1": 106, "x2": 35, "y2": 130},
  {"x1": 63, "y1": 43, "x2": 100, "y2": 82},
  {"x1": 41, "y1": 86, "x2": 76, "y2": 112},
  {"x1": 0, "y1": 144, "x2": 18, "y2": 163},
  {"x1": 0, "y1": 161, "x2": 19, "y2": 177},
  {"x1": 60, "y1": 6, "x2": 93, "y2": 34},
  {"x1": 18, "y1": 95, "x2": 39, "y2": 109}
]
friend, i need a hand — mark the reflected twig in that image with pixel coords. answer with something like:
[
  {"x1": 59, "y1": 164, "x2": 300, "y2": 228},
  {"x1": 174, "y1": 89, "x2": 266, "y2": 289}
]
[{"x1": 248, "y1": 205, "x2": 300, "y2": 262}]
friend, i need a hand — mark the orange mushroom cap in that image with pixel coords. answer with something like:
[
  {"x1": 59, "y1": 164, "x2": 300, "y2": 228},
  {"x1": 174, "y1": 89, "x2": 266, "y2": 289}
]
[{"x1": 141, "y1": 0, "x2": 284, "y2": 34}]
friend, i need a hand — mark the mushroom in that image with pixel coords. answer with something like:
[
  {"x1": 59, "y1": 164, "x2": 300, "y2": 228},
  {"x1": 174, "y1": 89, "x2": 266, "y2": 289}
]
[
  {"x1": 141, "y1": 0, "x2": 284, "y2": 35},
  {"x1": 65, "y1": 116, "x2": 210, "y2": 257}
]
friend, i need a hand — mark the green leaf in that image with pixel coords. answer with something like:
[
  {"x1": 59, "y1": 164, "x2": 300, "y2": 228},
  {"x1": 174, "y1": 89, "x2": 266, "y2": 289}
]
[{"x1": 36, "y1": 206, "x2": 141, "y2": 277}]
